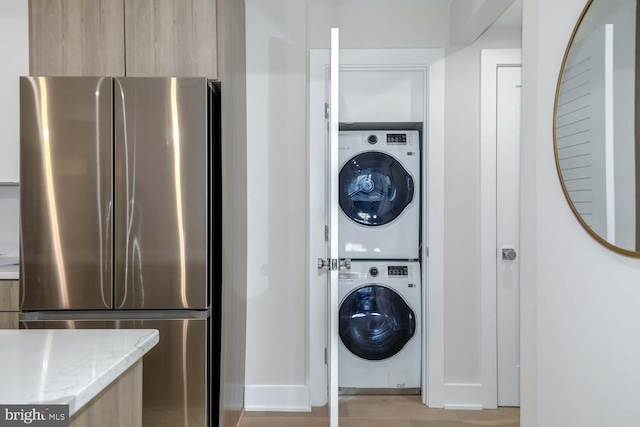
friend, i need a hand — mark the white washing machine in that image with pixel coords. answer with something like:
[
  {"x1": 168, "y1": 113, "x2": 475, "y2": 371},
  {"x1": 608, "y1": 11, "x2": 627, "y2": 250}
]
[
  {"x1": 338, "y1": 130, "x2": 420, "y2": 260},
  {"x1": 338, "y1": 261, "x2": 421, "y2": 392}
]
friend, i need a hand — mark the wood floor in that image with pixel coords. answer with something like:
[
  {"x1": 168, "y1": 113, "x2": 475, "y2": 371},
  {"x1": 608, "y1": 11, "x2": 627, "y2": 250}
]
[{"x1": 240, "y1": 395, "x2": 520, "y2": 427}]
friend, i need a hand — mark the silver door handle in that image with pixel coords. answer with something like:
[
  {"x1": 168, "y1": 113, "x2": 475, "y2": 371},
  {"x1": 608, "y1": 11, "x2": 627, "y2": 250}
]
[
  {"x1": 318, "y1": 258, "x2": 351, "y2": 271},
  {"x1": 318, "y1": 258, "x2": 330, "y2": 270},
  {"x1": 502, "y1": 248, "x2": 517, "y2": 261},
  {"x1": 318, "y1": 258, "x2": 338, "y2": 271}
]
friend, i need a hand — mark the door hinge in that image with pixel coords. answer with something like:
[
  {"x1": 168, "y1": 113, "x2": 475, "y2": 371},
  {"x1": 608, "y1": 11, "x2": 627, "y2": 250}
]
[
  {"x1": 425, "y1": 247, "x2": 429, "y2": 257},
  {"x1": 325, "y1": 103, "x2": 329, "y2": 119},
  {"x1": 325, "y1": 225, "x2": 329, "y2": 242},
  {"x1": 324, "y1": 348, "x2": 328, "y2": 365}
]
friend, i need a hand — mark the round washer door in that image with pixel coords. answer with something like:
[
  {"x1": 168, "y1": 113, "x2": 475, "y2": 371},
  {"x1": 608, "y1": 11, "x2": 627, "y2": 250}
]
[
  {"x1": 339, "y1": 284, "x2": 416, "y2": 361},
  {"x1": 339, "y1": 151, "x2": 414, "y2": 226}
]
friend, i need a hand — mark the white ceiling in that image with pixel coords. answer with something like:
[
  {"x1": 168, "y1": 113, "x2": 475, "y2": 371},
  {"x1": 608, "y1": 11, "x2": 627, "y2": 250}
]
[
  {"x1": 493, "y1": 0, "x2": 523, "y2": 29},
  {"x1": 271, "y1": 0, "x2": 521, "y2": 33},
  {"x1": 293, "y1": 0, "x2": 453, "y2": 5}
]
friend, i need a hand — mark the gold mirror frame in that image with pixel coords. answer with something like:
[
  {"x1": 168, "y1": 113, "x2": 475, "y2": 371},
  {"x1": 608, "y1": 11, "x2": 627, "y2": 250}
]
[{"x1": 553, "y1": 0, "x2": 640, "y2": 257}]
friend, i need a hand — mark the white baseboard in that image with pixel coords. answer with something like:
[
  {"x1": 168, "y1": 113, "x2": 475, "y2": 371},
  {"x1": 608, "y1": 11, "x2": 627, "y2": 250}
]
[
  {"x1": 244, "y1": 385, "x2": 311, "y2": 412},
  {"x1": 443, "y1": 383, "x2": 484, "y2": 410},
  {"x1": 444, "y1": 404, "x2": 484, "y2": 410}
]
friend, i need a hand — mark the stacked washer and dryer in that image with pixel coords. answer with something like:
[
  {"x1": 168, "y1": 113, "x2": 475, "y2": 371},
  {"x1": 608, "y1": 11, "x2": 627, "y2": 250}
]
[{"x1": 338, "y1": 130, "x2": 422, "y2": 394}]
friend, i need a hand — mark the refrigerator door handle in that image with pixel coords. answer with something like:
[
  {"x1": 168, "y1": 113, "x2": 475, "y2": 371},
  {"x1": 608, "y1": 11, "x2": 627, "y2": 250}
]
[
  {"x1": 114, "y1": 78, "x2": 126, "y2": 310},
  {"x1": 102, "y1": 199, "x2": 113, "y2": 308},
  {"x1": 96, "y1": 76, "x2": 114, "y2": 309}
]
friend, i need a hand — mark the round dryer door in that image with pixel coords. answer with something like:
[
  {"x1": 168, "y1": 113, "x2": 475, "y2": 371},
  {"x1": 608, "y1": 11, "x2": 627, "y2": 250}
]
[
  {"x1": 339, "y1": 151, "x2": 414, "y2": 226},
  {"x1": 339, "y1": 285, "x2": 416, "y2": 361}
]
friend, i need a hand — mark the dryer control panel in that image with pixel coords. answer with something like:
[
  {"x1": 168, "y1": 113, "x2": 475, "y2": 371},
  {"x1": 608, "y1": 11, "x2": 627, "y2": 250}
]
[{"x1": 388, "y1": 265, "x2": 409, "y2": 277}]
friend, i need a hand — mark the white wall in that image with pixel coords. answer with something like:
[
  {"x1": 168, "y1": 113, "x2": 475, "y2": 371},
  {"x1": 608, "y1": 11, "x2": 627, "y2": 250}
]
[
  {"x1": 245, "y1": 0, "x2": 309, "y2": 393},
  {"x1": 444, "y1": 25, "x2": 521, "y2": 385},
  {"x1": 0, "y1": 1, "x2": 28, "y2": 255},
  {"x1": 521, "y1": 0, "x2": 640, "y2": 426},
  {"x1": 245, "y1": 0, "x2": 521, "y2": 409}
]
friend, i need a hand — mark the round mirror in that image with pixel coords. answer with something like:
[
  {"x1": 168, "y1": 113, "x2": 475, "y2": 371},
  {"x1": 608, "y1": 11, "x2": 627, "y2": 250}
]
[{"x1": 555, "y1": 0, "x2": 640, "y2": 256}]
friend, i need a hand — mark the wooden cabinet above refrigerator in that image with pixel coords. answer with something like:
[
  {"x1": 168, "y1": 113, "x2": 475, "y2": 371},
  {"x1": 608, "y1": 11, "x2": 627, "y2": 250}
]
[
  {"x1": 29, "y1": 0, "x2": 217, "y2": 78},
  {"x1": 124, "y1": 0, "x2": 217, "y2": 78},
  {"x1": 29, "y1": 0, "x2": 126, "y2": 76}
]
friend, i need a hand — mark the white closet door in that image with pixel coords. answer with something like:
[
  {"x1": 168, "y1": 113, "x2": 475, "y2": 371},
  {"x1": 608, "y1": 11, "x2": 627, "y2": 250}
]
[{"x1": 496, "y1": 65, "x2": 521, "y2": 407}]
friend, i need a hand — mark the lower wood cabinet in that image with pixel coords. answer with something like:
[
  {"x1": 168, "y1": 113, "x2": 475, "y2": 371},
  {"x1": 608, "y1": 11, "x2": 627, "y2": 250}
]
[
  {"x1": 71, "y1": 360, "x2": 143, "y2": 427},
  {"x1": 0, "y1": 280, "x2": 19, "y2": 329}
]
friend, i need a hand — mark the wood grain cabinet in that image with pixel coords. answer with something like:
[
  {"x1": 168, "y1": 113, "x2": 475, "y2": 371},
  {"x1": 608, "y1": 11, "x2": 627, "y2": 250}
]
[
  {"x1": 29, "y1": 0, "x2": 217, "y2": 78},
  {"x1": 0, "y1": 281, "x2": 19, "y2": 329},
  {"x1": 29, "y1": 0, "x2": 126, "y2": 76},
  {"x1": 71, "y1": 360, "x2": 142, "y2": 427},
  {"x1": 125, "y1": 0, "x2": 217, "y2": 78}
]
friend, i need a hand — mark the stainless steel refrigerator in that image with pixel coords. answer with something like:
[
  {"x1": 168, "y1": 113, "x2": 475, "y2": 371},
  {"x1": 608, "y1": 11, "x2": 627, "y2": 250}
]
[{"x1": 19, "y1": 76, "x2": 221, "y2": 427}]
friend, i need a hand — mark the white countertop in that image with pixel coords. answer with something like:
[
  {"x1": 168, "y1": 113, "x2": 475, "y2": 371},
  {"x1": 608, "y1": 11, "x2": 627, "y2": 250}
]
[
  {"x1": 0, "y1": 329, "x2": 159, "y2": 416},
  {"x1": 0, "y1": 264, "x2": 19, "y2": 280}
]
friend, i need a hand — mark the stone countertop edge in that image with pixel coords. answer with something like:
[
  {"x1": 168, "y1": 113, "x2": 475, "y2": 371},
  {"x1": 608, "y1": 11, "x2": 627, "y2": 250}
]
[
  {"x1": 0, "y1": 264, "x2": 19, "y2": 280},
  {"x1": 0, "y1": 329, "x2": 160, "y2": 416}
]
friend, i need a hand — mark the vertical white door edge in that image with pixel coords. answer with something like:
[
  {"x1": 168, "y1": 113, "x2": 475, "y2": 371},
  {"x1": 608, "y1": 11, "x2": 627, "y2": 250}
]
[
  {"x1": 327, "y1": 28, "x2": 340, "y2": 427},
  {"x1": 479, "y1": 49, "x2": 522, "y2": 409},
  {"x1": 307, "y1": 48, "x2": 445, "y2": 409}
]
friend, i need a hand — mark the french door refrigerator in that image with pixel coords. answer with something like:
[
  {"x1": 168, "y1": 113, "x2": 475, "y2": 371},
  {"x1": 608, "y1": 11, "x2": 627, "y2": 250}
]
[{"x1": 19, "y1": 76, "x2": 221, "y2": 427}]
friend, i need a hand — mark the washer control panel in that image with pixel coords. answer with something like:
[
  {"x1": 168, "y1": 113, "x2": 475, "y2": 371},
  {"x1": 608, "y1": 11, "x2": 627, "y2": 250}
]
[
  {"x1": 340, "y1": 263, "x2": 418, "y2": 280},
  {"x1": 386, "y1": 133, "x2": 407, "y2": 144},
  {"x1": 358, "y1": 131, "x2": 418, "y2": 147}
]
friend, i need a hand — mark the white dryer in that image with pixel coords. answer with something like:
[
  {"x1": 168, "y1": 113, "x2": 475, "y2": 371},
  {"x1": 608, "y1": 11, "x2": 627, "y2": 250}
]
[
  {"x1": 338, "y1": 130, "x2": 420, "y2": 260},
  {"x1": 338, "y1": 261, "x2": 421, "y2": 392}
]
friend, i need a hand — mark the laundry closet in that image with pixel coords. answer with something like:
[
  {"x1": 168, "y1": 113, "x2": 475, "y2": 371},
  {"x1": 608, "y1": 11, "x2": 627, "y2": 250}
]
[{"x1": 243, "y1": 0, "x2": 522, "y2": 420}]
